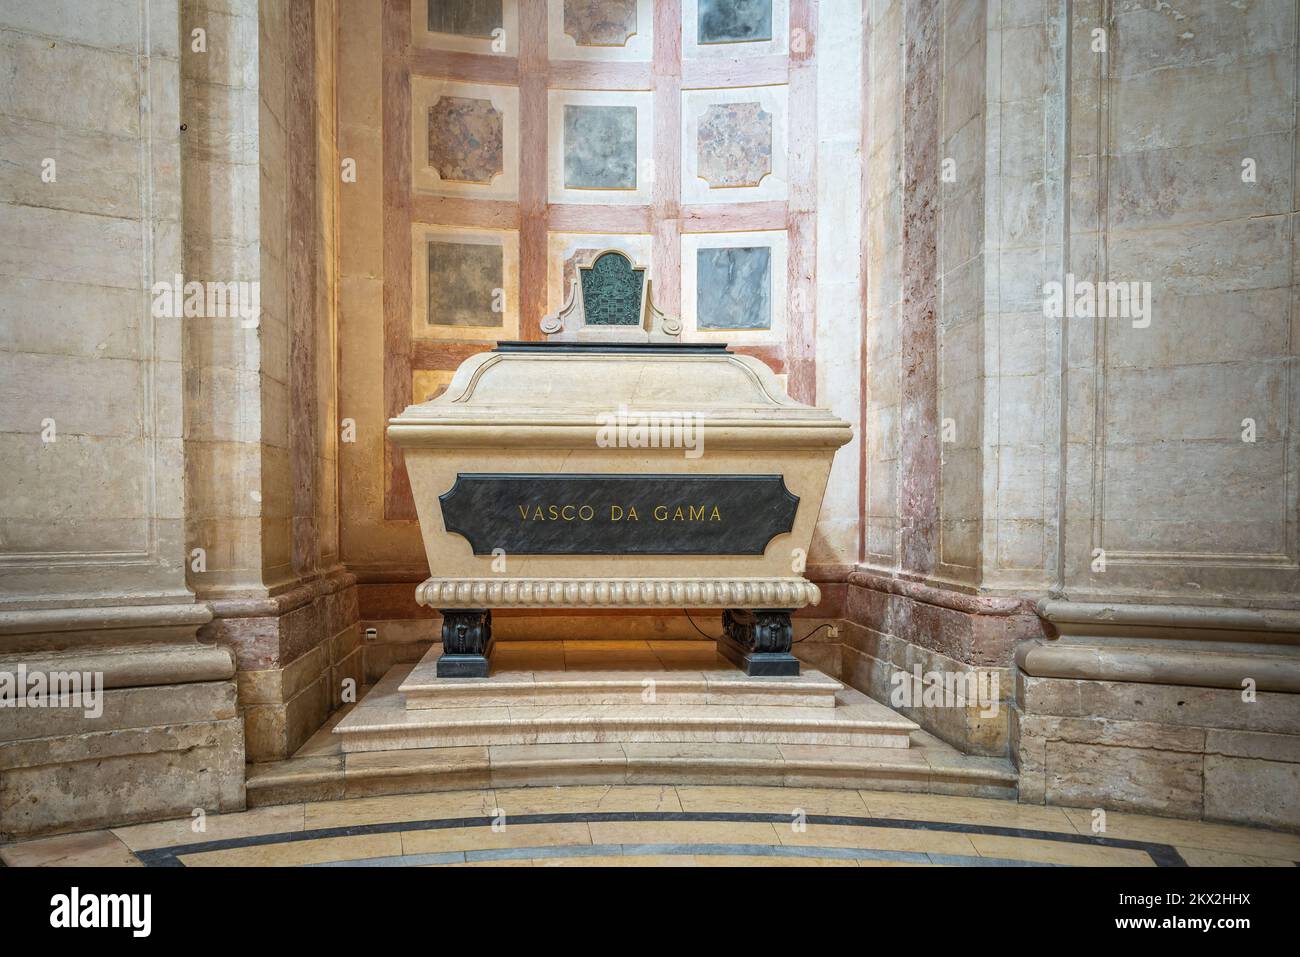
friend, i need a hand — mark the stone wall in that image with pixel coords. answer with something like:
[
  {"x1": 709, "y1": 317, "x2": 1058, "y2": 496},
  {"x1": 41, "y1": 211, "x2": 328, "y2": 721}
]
[
  {"x1": 182, "y1": 0, "x2": 359, "y2": 763},
  {"x1": 0, "y1": 0, "x2": 245, "y2": 839},
  {"x1": 851, "y1": 0, "x2": 1300, "y2": 832}
]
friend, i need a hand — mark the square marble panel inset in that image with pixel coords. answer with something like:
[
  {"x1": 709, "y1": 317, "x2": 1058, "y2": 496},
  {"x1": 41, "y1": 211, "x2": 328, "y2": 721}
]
[
  {"x1": 548, "y1": 0, "x2": 652, "y2": 61},
  {"x1": 697, "y1": 246, "x2": 772, "y2": 330},
  {"x1": 681, "y1": 230, "x2": 788, "y2": 344},
  {"x1": 563, "y1": 104, "x2": 637, "y2": 189},
  {"x1": 427, "y1": 0, "x2": 503, "y2": 37},
  {"x1": 683, "y1": 0, "x2": 787, "y2": 58},
  {"x1": 698, "y1": 0, "x2": 772, "y2": 43},
  {"x1": 414, "y1": 0, "x2": 518, "y2": 55},
  {"x1": 428, "y1": 96, "x2": 503, "y2": 184},
  {"x1": 427, "y1": 241, "x2": 504, "y2": 327},
  {"x1": 412, "y1": 226, "x2": 520, "y2": 341},
  {"x1": 412, "y1": 79, "x2": 519, "y2": 200},
  {"x1": 549, "y1": 90, "x2": 653, "y2": 204},
  {"x1": 682, "y1": 86, "x2": 787, "y2": 204}
]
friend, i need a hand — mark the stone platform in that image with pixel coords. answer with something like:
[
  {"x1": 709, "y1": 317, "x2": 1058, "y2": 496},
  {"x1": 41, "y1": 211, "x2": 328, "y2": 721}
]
[{"x1": 241, "y1": 641, "x2": 1015, "y2": 806}]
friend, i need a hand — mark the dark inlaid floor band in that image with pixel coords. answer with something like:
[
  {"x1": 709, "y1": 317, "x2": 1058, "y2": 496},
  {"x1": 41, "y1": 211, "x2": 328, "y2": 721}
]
[{"x1": 133, "y1": 810, "x2": 1188, "y2": 867}]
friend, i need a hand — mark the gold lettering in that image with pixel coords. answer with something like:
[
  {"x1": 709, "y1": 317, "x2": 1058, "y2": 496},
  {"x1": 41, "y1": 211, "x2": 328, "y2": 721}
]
[
  {"x1": 547, "y1": 505, "x2": 559, "y2": 521},
  {"x1": 627, "y1": 506, "x2": 638, "y2": 521},
  {"x1": 654, "y1": 505, "x2": 667, "y2": 521},
  {"x1": 517, "y1": 504, "x2": 528, "y2": 520},
  {"x1": 561, "y1": 505, "x2": 576, "y2": 520},
  {"x1": 710, "y1": 506, "x2": 721, "y2": 521},
  {"x1": 689, "y1": 505, "x2": 704, "y2": 521},
  {"x1": 532, "y1": 505, "x2": 544, "y2": 521},
  {"x1": 579, "y1": 505, "x2": 594, "y2": 521},
  {"x1": 673, "y1": 506, "x2": 685, "y2": 521}
]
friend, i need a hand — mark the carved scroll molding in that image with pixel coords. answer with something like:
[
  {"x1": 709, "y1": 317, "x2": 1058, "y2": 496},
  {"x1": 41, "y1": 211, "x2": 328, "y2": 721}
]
[{"x1": 415, "y1": 576, "x2": 821, "y2": 609}]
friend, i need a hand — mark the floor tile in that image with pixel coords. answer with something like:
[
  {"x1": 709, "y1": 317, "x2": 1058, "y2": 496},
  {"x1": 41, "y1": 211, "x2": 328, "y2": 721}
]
[
  {"x1": 180, "y1": 833, "x2": 402, "y2": 867},
  {"x1": 0, "y1": 830, "x2": 141, "y2": 867},
  {"x1": 492, "y1": 784, "x2": 681, "y2": 814},
  {"x1": 587, "y1": 820, "x2": 783, "y2": 846},
  {"x1": 675, "y1": 784, "x2": 871, "y2": 816},
  {"x1": 400, "y1": 822, "x2": 593, "y2": 854},
  {"x1": 304, "y1": 789, "x2": 499, "y2": 829},
  {"x1": 967, "y1": 833, "x2": 1155, "y2": 867},
  {"x1": 1060, "y1": 807, "x2": 1300, "y2": 861},
  {"x1": 774, "y1": 823, "x2": 980, "y2": 856},
  {"x1": 112, "y1": 804, "x2": 306, "y2": 851}
]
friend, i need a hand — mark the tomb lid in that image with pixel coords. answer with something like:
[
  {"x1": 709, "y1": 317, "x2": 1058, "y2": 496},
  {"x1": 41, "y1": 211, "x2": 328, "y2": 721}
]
[{"x1": 389, "y1": 340, "x2": 852, "y2": 451}]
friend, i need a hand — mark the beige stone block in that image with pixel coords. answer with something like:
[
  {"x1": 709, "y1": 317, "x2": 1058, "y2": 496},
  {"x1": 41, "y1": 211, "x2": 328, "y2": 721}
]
[
  {"x1": 0, "y1": 719, "x2": 245, "y2": 840},
  {"x1": 242, "y1": 672, "x2": 330, "y2": 762},
  {"x1": 1205, "y1": 728, "x2": 1300, "y2": 764},
  {"x1": 0, "y1": 29, "x2": 140, "y2": 134},
  {"x1": 0, "y1": 680, "x2": 236, "y2": 741},
  {"x1": 245, "y1": 754, "x2": 345, "y2": 806},
  {"x1": 1111, "y1": 52, "x2": 1293, "y2": 152},
  {"x1": 1203, "y1": 754, "x2": 1300, "y2": 832},
  {"x1": 1042, "y1": 740, "x2": 1204, "y2": 818}
]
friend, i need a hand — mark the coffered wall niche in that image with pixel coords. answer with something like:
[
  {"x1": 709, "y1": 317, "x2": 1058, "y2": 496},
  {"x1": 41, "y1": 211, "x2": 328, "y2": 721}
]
[{"x1": 336, "y1": 0, "x2": 865, "y2": 591}]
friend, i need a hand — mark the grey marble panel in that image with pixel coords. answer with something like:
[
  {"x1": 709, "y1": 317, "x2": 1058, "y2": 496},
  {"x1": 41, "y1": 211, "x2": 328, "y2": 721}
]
[
  {"x1": 563, "y1": 104, "x2": 638, "y2": 189},
  {"x1": 427, "y1": 0, "x2": 503, "y2": 38},
  {"x1": 698, "y1": 0, "x2": 773, "y2": 44},
  {"x1": 697, "y1": 246, "x2": 772, "y2": 330}
]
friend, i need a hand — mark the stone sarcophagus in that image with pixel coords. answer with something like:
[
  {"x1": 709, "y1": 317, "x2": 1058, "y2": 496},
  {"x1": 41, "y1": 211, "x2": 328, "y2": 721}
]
[{"x1": 389, "y1": 251, "x2": 852, "y2": 677}]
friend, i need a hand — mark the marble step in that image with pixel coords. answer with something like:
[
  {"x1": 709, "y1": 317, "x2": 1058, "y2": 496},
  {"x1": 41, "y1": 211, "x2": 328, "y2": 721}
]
[
  {"x1": 249, "y1": 716, "x2": 1016, "y2": 807},
  {"x1": 333, "y1": 667, "x2": 918, "y2": 754},
  {"x1": 399, "y1": 656, "x2": 844, "y2": 711}
]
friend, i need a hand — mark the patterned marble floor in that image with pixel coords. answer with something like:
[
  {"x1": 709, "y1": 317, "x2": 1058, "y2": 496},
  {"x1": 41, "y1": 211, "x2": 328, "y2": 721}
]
[{"x1": 4, "y1": 786, "x2": 1298, "y2": 867}]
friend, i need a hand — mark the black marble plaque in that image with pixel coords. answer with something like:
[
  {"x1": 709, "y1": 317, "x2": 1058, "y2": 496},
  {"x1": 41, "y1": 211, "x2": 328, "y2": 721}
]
[{"x1": 439, "y1": 473, "x2": 798, "y2": 555}]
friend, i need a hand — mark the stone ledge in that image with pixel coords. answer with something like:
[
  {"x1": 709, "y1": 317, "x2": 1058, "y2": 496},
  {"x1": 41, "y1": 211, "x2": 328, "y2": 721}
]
[
  {"x1": 0, "y1": 601, "x2": 214, "y2": 652},
  {"x1": 0, "y1": 642, "x2": 235, "y2": 690},
  {"x1": 1017, "y1": 639, "x2": 1300, "y2": 692},
  {"x1": 1037, "y1": 599, "x2": 1300, "y2": 639}
]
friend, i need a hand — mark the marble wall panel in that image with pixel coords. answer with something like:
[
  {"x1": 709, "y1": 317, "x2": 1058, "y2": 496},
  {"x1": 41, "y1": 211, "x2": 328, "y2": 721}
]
[
  {"x1": 682, "y1": 86, "x2": 787, "y2": 204},
  {"x1": 563, "y1": 104, "x2": 638, "y2": 187},
  {"x1": 698, "y1": 0, "x2": 773, "y2": 43},
  {"x1": 564, "y1": 0, "x2": 637, "y2": 45},
  {"x1": 412, "y1": 78, "x2": 519, "y2": 200},
  {"x1": 428, "y1": 96, "x2": 504, "y2": 183},
  {"x1": 549, "y1": 0, "x2": 652, "y2": 60},
  {"x1": 414, "y1": 0, "x2": 517, "y2": 55},
  {"x1": 680, "y1": 230, "x2": 787, "y2": 344},
  {"x1": 696, "y1": 245, "x2": 772, "y2": 330},
  {"x1": 427, "y1": 0, "x2": 503, "y2": 37},
  {"x1": 412, "y1": 369, "x2": 456, "y2": 403},
  {"x1": 547, "y1": 90, "x2": 653, "y2": 204},
  {"x1": 684, "y1": 0, "x2": 787, "y2": 57},
  {"x1": 697, "y1": 102, "x2": 771, "y2": 187},
  {"x1": 410, "y1": 225, "x2": 520, "y2": 342},
  {"x1": 426, "y1": 239, "x2": 505, "y2": 327}
]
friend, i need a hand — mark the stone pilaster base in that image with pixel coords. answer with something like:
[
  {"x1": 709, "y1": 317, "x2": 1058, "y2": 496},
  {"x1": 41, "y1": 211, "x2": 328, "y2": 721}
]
[
  {"x1": 0, "y1": 641, "x2": 244, "y2": 841},
  {"x1": 837, "y1": 571, "x2": 1045, "y2": 756},
  {"x1": 1016, "y1": 607, "x2": 1300, "y2": 833},
  {"x1": 204, "y1": 569, "x2": 361, "y2": 762}
]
